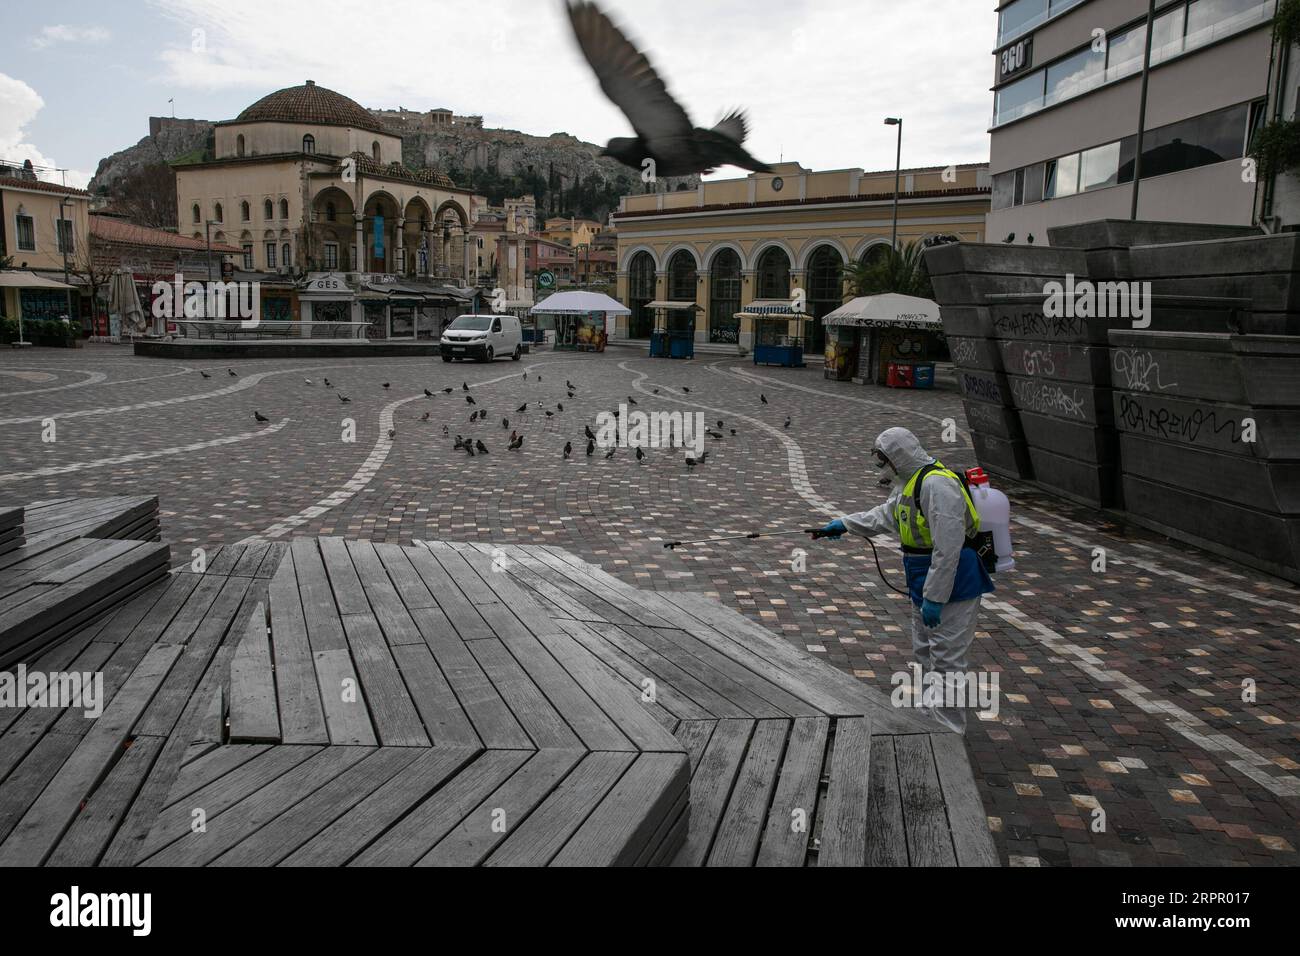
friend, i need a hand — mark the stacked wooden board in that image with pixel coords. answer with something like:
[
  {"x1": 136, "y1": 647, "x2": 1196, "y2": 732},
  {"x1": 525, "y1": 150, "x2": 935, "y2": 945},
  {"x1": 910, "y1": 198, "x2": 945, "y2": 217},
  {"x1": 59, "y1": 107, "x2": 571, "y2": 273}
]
[
  {"x1": 0, "y1": 497, "x2": 170, "y2": 670},
  {"x1": 0, "y1": 517, "x2": 997, "y2": 867},
  {"x1": 0, "y1": 507, "x2": 22, "y2": 558}
]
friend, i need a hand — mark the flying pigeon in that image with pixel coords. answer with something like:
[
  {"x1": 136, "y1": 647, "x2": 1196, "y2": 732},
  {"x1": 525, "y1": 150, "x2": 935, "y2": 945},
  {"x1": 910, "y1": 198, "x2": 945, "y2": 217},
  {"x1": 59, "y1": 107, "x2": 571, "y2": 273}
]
[{"x1": 566, "y1": 1, "x2": 771, "y2": 177}]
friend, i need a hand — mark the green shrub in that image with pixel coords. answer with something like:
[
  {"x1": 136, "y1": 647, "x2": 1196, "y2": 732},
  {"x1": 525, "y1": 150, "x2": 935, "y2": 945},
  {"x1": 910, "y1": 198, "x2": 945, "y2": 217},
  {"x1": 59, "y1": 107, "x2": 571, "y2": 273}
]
[
  {"x1": 1277, "y1": 0, "x2": 1300, "y2": 47},
  {"x1": 1250, "y1": 118, "x2": 1300, "y2": 178}
]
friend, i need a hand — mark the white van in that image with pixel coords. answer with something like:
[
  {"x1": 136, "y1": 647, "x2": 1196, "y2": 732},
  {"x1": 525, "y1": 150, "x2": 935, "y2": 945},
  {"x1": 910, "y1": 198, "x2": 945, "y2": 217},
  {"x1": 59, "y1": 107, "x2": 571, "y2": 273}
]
[{"x1": 440, "y1": 313, "x2": 522, "y2": 362}]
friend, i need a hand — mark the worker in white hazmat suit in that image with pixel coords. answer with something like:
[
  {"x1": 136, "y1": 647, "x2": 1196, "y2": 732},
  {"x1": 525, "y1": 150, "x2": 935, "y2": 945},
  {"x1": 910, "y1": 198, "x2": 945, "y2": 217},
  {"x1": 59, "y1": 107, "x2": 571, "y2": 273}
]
[{"x1": 814, "y1": 427, "x2": 993, "y2": 733}]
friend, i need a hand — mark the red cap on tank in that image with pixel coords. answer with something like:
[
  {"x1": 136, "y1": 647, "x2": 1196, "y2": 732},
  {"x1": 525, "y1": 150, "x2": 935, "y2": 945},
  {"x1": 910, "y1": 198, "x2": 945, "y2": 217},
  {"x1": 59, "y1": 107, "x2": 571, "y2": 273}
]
[{"x1": 965, "y1": 467, "x2": 989, "y2": 486}]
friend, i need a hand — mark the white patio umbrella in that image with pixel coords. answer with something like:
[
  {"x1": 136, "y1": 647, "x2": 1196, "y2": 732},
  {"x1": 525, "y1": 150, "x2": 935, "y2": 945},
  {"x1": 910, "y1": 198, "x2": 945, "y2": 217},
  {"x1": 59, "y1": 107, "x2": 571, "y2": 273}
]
[
  {"x1": 109, "y1": 269, "x2": 146, "y2": 337},
  {"x1": 528, "y1": 290, "x2": 630, "y2": 315}
]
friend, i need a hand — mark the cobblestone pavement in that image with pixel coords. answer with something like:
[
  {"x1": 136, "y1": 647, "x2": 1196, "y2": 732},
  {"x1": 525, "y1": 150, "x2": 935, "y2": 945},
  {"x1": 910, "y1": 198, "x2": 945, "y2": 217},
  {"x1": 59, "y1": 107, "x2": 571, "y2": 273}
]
[{"x1": 2, "y1": 344, "x2": 1298, "y2": 866}]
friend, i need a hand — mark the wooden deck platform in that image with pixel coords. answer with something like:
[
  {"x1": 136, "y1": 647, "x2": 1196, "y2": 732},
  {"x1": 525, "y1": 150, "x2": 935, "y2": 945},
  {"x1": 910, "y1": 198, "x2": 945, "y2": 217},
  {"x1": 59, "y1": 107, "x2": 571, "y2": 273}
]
[{"x1": 0, "y1": 498, "x2": 997, "y2": 867}]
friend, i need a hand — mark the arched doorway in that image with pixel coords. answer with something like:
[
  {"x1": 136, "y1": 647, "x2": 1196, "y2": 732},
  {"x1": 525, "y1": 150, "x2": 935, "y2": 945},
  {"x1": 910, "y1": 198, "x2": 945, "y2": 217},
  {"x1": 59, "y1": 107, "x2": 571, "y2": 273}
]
[
  {"x1": 627, "y1": 252, "x2": 655, "y2": 339},
  {"x1": 666, "y1": 249, "x2": 697, "y2": 337},
  {"x1": 805, "y1": 245, "x2": 844, "y2": 355},
  {"x1": 755, "y1": 247, "x2": 790, "y2": 299},
  {"x1": 708, "y1": 248, "x2": 741, "y2": 344}
]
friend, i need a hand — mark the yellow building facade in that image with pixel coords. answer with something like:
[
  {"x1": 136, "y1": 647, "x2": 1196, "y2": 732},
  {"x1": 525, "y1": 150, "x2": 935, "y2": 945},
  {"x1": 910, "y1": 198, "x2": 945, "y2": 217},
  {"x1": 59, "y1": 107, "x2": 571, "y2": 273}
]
[
  {"x1": 0, "y1": 173, "x2": 91, "y2": 323},
  {"x1": 612, "y1": 162, "x2": 990, "y2": 353}
]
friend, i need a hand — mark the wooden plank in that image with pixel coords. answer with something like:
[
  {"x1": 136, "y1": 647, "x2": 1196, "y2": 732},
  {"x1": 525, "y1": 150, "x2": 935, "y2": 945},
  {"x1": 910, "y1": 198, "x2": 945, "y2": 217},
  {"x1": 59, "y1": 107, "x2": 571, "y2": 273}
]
[
  {"x1": 142, "y1": 746, "x2": 371, "y2": 866},
  {"x1": 413, "y1": 633, "x2": 531, "y2": 750},
  {"x1": 372, "y1": 543, "x2": 438, "y2": 609},
  {"x1": 515, "y1": 545, "x2": 658, "y2": 627},
  {"x1": 288, "y1": 538, "x2": 347, "y2": 653},
  {"x1": 211, "y1": 747, "x2": 424, "y2": 866},
  {"x1": 707, "y1": 719, "x2": 789, "y2": 866},
  {"x1": 350, "y1": 749, "x2": 531, "y2": 866},
  {"x1": 168, "y1": 744, "x2": 271, "y2": 806},
  {"x1": 194, "y1": 685, "x2": 224, "y2": 748},
  {"x1": 37, "y1": 539, "x2": 146, "y2": 584},
  {"x1": 255, "y1": 542, "x2": 289, "y2": 579},
  {"x1": 267, "y1": 555, "x2": 329, "y2": 744},
  {"x1": 672, "y1": 718, "x2": 753, "y2": 867},
  {"x1": 279, "y1": 746, "x2": 478, "y2": 866},
  {"x1": 44, "y1": 735, "x2": 166, "y2": 867},
  {"x1": 318, "y1": 537, "x2": 372, "y2": 616},
  {"x1": 818, "y1": 716, "x2": 873, "y2": 867},
  {"x1": 228, "y1": 603, "x2": 280, "y2": 743},
  {"x1": 480, "y1": 607, "x2": 632, "y2": 752},
  {"x1": 588, "y1": 621, "x2": 751, "y2": 718},
  {"x1": 312, "y1": 649, "x2": 378, "y2": 746},
  {"x1": 552, "y1": 752, "x2": 688, "y2": 866},
  {"x1": 204, "y1": 543, "x2": 247, "y2": 577},
  {"x1": 866, "y1": 736, "x2": 909, "y2": 867},
  {"x1": 98, "y1": 644, "x2": 236, "y2": 866},
  {"x1": 557, "y1": 618, "x2": 714, "y2": 723},
  {"x1": 757, "y1": 716, "x2": 829, "y2": 867},
  {"x1": 486, "y1": 751, "x2": 635, "y2": 867},
  {"x1": 535, "y1": 629, "x2": 681, "y2": 753},
  {"x1": 230, "y1": 541, "x2": 272, "y2": 578},
  {"x1": 0, "y1": 732, "x2": 80, "y2": 846},
  {"x1": 404, "y1": 547, "x2": 496, "y2": 642},
  {"x1": 0, "y1": 641, "x2": 182, "y2": 866},
  {"x1": 344, "y1": 540, "x2": 424, "y2": 645},
  {"x1": 930, "y1": 733, "x2": 999, "y2": 867},
  {"x1": 390, "y1": 643, "x2": 480, "y2": 747},
  {"x1": 467, "y1": 638, "x2": 581, "y2": 750},
  {"x1": 469, "y1": 544, "x2": 598, "y2": 621},
  {"x1": 339, "y1": 612, "x2": 430, "y2": 747},
  {"x1": 530, "y1": 545, "x2": 678, "y2": 627},
  {"x1": 674, "y1": 720, "x2": 716, "y2": 775},
  {"x1": 426, "y1": 547, "x2": 501, "y2": 608},
  {"x1": 416, "y1": 748, "x2": 584, "y2": 867},
  {"x1": 894, "y1": 733, "x2": 957, "y2": 867}
]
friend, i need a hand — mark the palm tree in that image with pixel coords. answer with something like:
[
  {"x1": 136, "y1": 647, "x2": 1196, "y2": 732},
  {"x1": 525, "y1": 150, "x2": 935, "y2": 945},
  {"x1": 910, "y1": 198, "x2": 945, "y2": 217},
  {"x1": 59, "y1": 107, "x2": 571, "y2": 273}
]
[{"x1": 841, "y1": 239, "x2": 934, "y2": 299}]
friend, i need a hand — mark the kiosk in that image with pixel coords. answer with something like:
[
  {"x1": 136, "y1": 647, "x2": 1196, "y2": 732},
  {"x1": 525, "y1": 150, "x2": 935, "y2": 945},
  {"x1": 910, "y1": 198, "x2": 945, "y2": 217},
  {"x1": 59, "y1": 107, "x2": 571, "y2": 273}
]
[
  {"x1": 528, "y1": 290, "x2": 628, "y2": 354},
  {"x1": 646, "y1": 300, "x2": 700, "y2": 359},
  {"x1": 821, "y1": 293, "x2": 943, "y2": 386},
  {"x1": 741, "y1": 299, "x2": 807, "y2": 367}
]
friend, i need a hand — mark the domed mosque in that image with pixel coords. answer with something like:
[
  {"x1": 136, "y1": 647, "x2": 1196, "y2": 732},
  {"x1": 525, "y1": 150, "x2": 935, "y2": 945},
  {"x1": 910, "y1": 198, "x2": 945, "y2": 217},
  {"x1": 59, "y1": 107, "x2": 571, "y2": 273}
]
[{"x1": 173, "y1": 81, "x2": 479, "y2": 337}]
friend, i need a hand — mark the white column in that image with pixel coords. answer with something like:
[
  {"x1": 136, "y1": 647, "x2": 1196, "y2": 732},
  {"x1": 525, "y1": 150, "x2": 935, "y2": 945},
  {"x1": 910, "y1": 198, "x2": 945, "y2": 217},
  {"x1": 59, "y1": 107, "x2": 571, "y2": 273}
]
[{"x1": 395, "y1": 217, "x2": 405, "y2": 276}]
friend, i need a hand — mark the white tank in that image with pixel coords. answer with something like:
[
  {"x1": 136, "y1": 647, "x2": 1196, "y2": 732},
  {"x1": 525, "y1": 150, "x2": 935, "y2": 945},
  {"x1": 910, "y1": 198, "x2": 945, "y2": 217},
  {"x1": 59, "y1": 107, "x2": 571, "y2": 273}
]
[{"x1": 965, "y1": 468, "x2": 1015, "y2": 572}]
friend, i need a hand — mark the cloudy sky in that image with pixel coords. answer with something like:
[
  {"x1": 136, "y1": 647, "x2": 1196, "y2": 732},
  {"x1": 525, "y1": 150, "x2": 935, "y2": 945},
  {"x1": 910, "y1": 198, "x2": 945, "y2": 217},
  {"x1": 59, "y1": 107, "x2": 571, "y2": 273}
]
[{"x1": 0, "y1": 0, "x2": 995, "y2": 190}]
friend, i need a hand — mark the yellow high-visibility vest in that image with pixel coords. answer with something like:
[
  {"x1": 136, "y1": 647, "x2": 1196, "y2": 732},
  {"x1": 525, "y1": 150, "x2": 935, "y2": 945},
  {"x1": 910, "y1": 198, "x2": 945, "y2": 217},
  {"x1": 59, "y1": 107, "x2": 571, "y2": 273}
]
[{"x1": 894, "y1": 461, "x2": 981, "y2": 551}]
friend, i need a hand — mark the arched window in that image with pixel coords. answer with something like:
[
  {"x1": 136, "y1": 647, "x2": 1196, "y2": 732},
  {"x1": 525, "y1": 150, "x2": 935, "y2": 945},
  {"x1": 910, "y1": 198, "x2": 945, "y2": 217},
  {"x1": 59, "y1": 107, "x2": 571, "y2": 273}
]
[
  {"x1": 666, "y1": 250, "x2": 697, "y2": 335},
  {"x1": 756, "y1": 247, "x2": 790, "y2": 299},
  {"x1": 860, "y1": 243, "x2": 891, "y2": 267},
  {"x1": 192, "y1": 203, "x2": 201, "y2": 224},
  {"x1": 708, "y1": 248, "x2": 741, "y2": 344},
  {"x1": 372, "y1": 141, "x2": 381, "y2": 162},
  {"x1": 236, "y1": 134, "x2": 246, "y2": 157},
  {"x1": 213, "y1": 202, "x2": 223, "y2": 224},
  {"x1": 264, "y1": 199, "x2": 273, "y2": 220},
  {"x1": 326, "y1": 201, "x2": 336, "y2": 222},
  {"x1": 279, "y1": 198, "x2": 289, "y2": 219},
  {"x1": 302, "y1": 134, "x2": 315, "y2": 154},
  {"x1": 627, "y1": 252, "x2": 656, "y2": 339},
  {"x1": 240, "y1": 201, "x2": 250, "y2": 222},
  {"x1": 805, "y1": 245, "x2": 844, "y2": 355}
]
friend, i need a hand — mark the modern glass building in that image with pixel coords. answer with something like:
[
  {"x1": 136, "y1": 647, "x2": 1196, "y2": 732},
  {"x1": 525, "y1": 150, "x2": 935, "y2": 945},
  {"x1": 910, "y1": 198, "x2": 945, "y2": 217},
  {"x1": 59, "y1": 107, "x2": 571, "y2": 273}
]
[{"x1": 987, "y1": 0, "x2": 1274, "y2": 239}]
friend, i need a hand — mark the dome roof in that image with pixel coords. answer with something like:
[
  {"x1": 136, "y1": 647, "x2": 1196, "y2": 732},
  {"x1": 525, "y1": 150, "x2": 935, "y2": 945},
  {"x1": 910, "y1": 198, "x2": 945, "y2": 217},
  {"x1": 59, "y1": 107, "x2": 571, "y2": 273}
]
[{"x1": 234, "y1": 80, "x2": 391, "y2": 135}]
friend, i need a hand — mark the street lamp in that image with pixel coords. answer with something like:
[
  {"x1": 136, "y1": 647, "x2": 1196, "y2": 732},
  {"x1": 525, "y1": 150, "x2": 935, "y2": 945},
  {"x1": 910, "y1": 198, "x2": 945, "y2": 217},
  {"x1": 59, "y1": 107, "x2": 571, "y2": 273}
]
[{"x1": 884, "y1": 117, "x2": 903, "y2": 250}]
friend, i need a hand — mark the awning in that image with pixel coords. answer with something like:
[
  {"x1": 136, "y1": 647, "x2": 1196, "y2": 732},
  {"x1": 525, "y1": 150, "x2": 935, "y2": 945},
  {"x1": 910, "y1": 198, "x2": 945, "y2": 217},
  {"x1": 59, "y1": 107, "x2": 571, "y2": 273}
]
[
  {"x1": 0, "y1": 270, "x2": 74, "y2": 290},
  {"x1": 738, "y1": 299, "x2": 805, "y2": 317},
  {"x1": 645, "y1": 300, "x2": 701, "y2": 311},
  {"x1": 822, "y1": 293, "x2": 942, "y2": 329},
  {"x1": 530, "y1": 290, "x2": 630, "y2": 315}
]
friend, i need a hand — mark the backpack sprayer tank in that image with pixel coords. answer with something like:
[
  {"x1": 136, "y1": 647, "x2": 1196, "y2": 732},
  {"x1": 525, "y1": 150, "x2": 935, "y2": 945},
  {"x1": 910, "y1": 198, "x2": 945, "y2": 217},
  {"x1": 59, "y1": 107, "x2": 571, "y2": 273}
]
[{"x1": 964, "y1": 467, "x2": 1015, "y2": 572}]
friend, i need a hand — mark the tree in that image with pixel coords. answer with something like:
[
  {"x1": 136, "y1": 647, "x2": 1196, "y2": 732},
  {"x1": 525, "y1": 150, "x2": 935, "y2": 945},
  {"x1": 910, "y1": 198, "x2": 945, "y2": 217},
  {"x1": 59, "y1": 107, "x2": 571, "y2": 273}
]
[
  {"x1": 110, "y1": 162, "x2": 178, "y2": 229},
  {"x1": 841, "y1": 239, "x2": 934, "y2": 299},
  {"x1": 66, "y1": 237, "x2": 116, "y2": 337}
]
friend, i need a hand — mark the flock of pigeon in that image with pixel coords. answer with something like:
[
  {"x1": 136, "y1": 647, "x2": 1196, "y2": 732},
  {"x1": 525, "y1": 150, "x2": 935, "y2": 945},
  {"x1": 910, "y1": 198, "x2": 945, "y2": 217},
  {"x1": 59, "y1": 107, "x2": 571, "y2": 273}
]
[{"x1": 236, "y1": 366, "x2": 793, "y2": 471}]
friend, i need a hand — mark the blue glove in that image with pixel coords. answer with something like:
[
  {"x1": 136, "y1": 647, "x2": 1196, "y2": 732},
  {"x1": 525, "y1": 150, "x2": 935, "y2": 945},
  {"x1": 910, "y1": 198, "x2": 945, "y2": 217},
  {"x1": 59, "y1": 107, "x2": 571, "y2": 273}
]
[
  {"x1": 819, "y1": 518, "x2": 846, "y2": 541},
  {"x1": 921, "y1": 599, "x2": 944, "y2": 628}
]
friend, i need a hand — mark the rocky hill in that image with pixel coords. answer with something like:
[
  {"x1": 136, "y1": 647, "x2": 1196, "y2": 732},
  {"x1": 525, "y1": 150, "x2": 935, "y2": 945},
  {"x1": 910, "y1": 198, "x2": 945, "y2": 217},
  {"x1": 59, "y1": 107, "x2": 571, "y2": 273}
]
[{"x1": 89, "y1": 115, "x2": 697, "y2": 224}]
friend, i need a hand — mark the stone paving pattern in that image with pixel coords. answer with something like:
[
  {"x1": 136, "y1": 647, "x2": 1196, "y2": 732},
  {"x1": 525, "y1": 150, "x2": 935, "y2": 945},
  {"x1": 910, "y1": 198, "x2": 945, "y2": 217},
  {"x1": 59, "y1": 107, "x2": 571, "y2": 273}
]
[{"x1": 0, "y1": 346, "x2": 1297, "y2": 867}]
